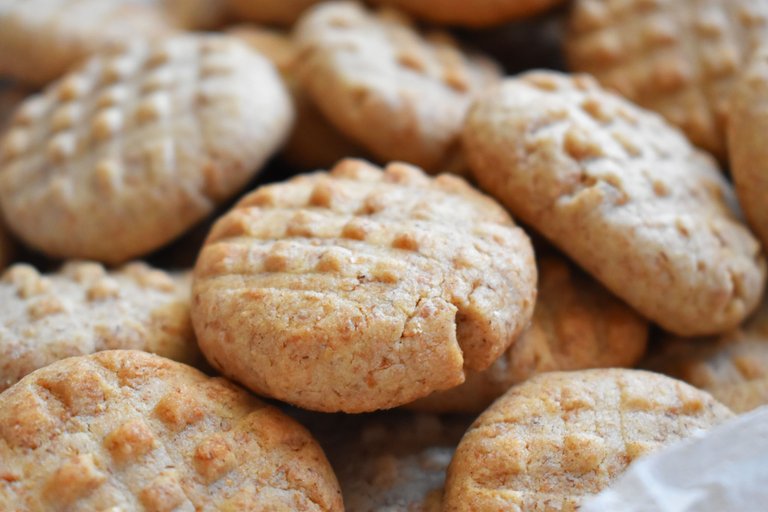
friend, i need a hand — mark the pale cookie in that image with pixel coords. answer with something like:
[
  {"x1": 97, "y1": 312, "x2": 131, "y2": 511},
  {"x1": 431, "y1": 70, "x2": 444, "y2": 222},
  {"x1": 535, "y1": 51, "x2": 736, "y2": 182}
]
[
  {"x1": 411, "y1": 254, "x2": 649, "y2": 413},
  {"x1": 566, "y1": 0, "x2": 768, "y2": 160},
  {"x1": 295, "y1": 2, "x2": 501, "y2": 172},
  {"x1": 228, "y1": 0, "x2": 322, "y2": 26},
  {"x1": 0, "y1": 34, "x2": 294, "y2": 264},
  {"x1": 370, "y1": 0, "x2": 566, "y2": 28},
  {"x1": 443, "y1": 369, "x2": 734, "y2": 511},
  {"x1": 0, "y1": 261, "x2": 199, "y2": 392},
  {"x1": 0, "y1": 0, "x2": 172, "y2": 86},
  {"x1": 464, "y1": 71, "x2": 766, "y2": 337},
  {"x1": 228, "y1": 24, "x2": 368, "y2": 170},
  {"x1": 0, "y1": 350, "x2": 343, "y2": 511},
  {"x1": 646, "y1": 298, "x2": 768, "y2": 414},
  {"x1": 192, "y1": 159, "x2": 537, "y2": 413},
  {"x1": 324, "y1": 413, "x2": 472, "y2": 512},
  {"x1": 729, "y1": 45, "x2": 768, "y2": 251}
]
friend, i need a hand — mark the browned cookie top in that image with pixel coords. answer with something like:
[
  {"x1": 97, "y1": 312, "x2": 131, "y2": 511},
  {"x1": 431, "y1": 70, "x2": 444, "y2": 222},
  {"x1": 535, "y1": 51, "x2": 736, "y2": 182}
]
[
  {"x1": 192, "y1": 159, "x2": 537, "y2": 412},
  {"x1": 0, "y1": 351, "x2": 343, "y2": 511}
]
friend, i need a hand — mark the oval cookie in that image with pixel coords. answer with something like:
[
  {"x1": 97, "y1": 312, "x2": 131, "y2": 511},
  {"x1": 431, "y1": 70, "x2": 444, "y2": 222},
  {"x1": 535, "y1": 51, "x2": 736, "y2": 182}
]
[
  {"x1": 0, "y1": 35, "x2": 293, "y2": 264},
  {"x1": 0, "y1": 350, "x2": 343, "y2": 511},
  {"x1": 463, "y1": 71, "x2": 766, "y2": 336},
  {"x1": 729, "y1": 45, "x2": 768, "y2": 251},
  {"x1": 370, "y1": 0, "x2": 567, "y2": 28},
  {"x1": 0, "y1": 0, "x2": 172, "y2": 86},
  {"x1": 566, "y1": 0, "x2": 768, "y2": 159},
  {"x1": 295, "y1": 2, "x2": 500, "y2": 172},
  {"x1": 443, "y1": 369, "x2": 733, "y2": 511},
  {"x1": 0, "y1": 261, "x2": 199, "y2": 392},
  {"x1": 192, "y1": 159, "x2": 537, "y2": 413},
  {"x1": 411, "y1": 253, "x2": 648, "y2": 413}
]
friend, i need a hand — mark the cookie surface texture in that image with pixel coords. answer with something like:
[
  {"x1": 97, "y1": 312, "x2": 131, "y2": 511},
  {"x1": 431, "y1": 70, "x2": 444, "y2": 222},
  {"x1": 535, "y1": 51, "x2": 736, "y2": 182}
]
[
  {"x1": 729, "y1": 45, "x2": 768, "y2": 251},
  {"x1": 371, "y1": 0, "x2": 566, "y2": 27},
  {"x1": 0, "y1": 0, "x2": 172, "y2": 86},
  {"x1": 411, "y1": 254, "x2": 648, "y2": 413},
  {"x1": 192, "y1": 159, "x2": 537, "y2": 413},
  {"x1": 646, "y1": 297, "x2": 768, "y2": 414},
  {"x1": 443, "y1": 369, "x2": 733, "y2": 511},
  {"x1": 464, "y1": 71, "x2": 766, "y2": 336},
  {"x1": 295, "y1": 1, "x2": 501, "y2": 172},
  {"x1": 0, "y1": 350, "x2": 343, "y2": 511},
  {"x1": 0, "y1": 34, "x2": 294, "y2": 264},
  {"x1": 566, "y1": 0, "x2": 768, "y2": 159},
  {"x1": 0, "y1": 261, "x2": 199, "y2": 392}
]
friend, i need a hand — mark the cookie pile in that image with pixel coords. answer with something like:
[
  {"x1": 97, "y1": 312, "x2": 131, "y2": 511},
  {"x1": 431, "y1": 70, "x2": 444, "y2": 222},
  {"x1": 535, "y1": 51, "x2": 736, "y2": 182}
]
[{"x1": 0, "y1": 0, "x2": 766, "y2": 510}]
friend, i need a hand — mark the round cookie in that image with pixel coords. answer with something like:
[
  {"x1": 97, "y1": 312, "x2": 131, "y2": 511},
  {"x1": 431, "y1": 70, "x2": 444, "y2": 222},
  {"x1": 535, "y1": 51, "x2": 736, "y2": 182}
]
[
  {"x1": 565, "y1": 0, "x2": 768, "y2": 160},
  {"x1": 411, "y1": 254, "x2": 649, "y2": 413},
  {"x1": 228, "y1": 24, "x2": 368, "y2": 170},
  {"x1": 645, "y1": 297, "x2": 768, "y2": 414},
  {"x1": 228, "y1": 0, "x2": 322, "y2": 26},
  {"x1": 0, "y1": 0, "x2": 172, "y2": 87},
  {"x1": 0, "y1": 34, "x2": 294, "y2": 264},
  {"x1": 729, "y1": 45, "x2": 768, "y2": 251},
  {"x1": 324, "y1": 413, "x2": 472, "y2": 512},
  {"x1": 0, "y1": 261, "x2": 199, "y2": 392},
  {"x1": 192, "y1": 158, "x2": 537, "y2": 413},
  {"x1": 463, "y1": 71, "x2": 766, "y2": 337},
  {"x1": 294, "y1": 2, "x2": 501, "y2": 172},
  {"x1": 0, "y1": 350, "x2": 343, "y2": 511},
  {"x1": 443, "y1": 369, "x2": 734, "y2": 511},
  {"x1": 370, "y1": 0, "x2": 567, "y2": 28}
]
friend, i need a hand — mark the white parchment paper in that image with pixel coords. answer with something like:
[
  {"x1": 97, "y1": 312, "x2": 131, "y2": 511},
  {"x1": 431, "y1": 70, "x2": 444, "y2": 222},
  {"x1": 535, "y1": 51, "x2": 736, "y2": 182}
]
[{"x1": 581, "y1": 406, "x2": 768, "y2": 512}]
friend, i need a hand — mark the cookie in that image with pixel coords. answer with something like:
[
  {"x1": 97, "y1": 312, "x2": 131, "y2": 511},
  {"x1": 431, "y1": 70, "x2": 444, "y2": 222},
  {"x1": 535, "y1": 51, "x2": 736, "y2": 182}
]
[
  {"x1": 565, "y1": 0, "x2": 768, "y2": 160},
  {"x1": 0, "y1": 261, "x2": 199, "y2": 392},
  {"x1": 463, "y1": 71, "x2": 766, "y2": 336},
  {"x1": 192, "y1": 158, "x2": 537, "y2": 413},
  {"x1": 0, "y1": 0, "x2": 172, "y2": 86},
  {"x1": 0, "y1": 34, "x2": 294, "y2": 264},
  {"x1": 370, "y1": 0, "x2": 566, "y2": 28},
  {"x1": 294, "y1": 2, "x2": 501, "y2": 172},
  {"x1": 228, "y1": 0, "x2": 322, "y2": 26},
  {"x1": 443, "y1": 369, "x2": 734, "y2": 511},
  {"x1": 228, "y1": 24, "x2": 368, "y2": 170},
  {"x1": 0, "y1": 350, "x2": 343, "y2": 511},
  {"x1": 645, "y1": 296, "x2": 768, "y2": 414},
  {"x1": 411, "y1": 254, "x2": 649, "y2": 413},
  {"x1": 729, "y1": 45, "x2": 768, "y2": 251},
  {"x1": 324, "y1": 413, "x2": 472, "y2": 512}
]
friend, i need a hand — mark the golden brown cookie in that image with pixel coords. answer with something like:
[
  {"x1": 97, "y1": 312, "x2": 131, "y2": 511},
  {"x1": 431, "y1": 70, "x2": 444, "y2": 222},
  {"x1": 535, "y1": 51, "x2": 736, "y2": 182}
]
[
  {"x1": 324, "y1": 413, "x2": 472, "y2": 512},
  {"x1": 370, "y1": 0, "x2": 566, "y2": 28},
  {"x1": 0, "y1": 0, "x2": 172, "y2": 86},
  {"x1": 645, "y1": 296, "x2": 768, "y2": 414},
  {"x1": 0, "y1": 261, "x2": 199, "y2": 392},
  {"x1": 228, "y1": 0, "x2": 322, "y2": 26},
  {"x1": 729, "y1": 45, "x2": 768, "y2": 251},
  {"x1": 192, "y1": 159, "x2": 537, "y2": 413},
  {"x1": 0, "y1": 350, "x2": 343, "y2": 511},
  {"x1": 443, "y1": 369, "x2": 734, "y2": 511},
  {"x1": 161, "y1": 0, "x2": 230, "y2": 29},
  {"x1": 0, "y1": 34, "x2": 294, "y2": 264},
  {"x1": 411, "y1": 254, "x2": 649, "y2": 413},
  {"x1": 228, "y1": 24, "x2": 368, "y2": 170},
  {"x1": 464, "y1": 71, "x2": 766, "y2": 337},
  {"x1": 566, "y1": 0, "x2": 768, "y2": 160},
  {"x1": 295, "y1": 2, "x2": 501, "y2": 172}
]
